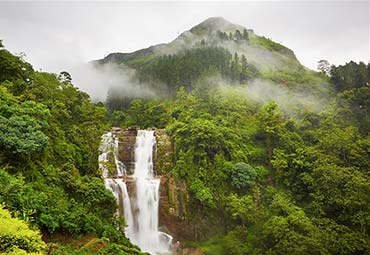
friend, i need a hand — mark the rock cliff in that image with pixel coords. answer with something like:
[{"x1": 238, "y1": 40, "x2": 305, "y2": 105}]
[{"x1": 111, "y1": 127, "x2": 194, "y2": 241}]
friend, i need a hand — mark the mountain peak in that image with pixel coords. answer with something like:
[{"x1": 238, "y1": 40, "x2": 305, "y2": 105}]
[
  {"x1": 200, "y1": 17, "x2": 232, "y2": 26},
  {"x1": 94, "y1": 16, "x2": 297, "y2": 69},
  {"x1": 190, "y1": 17, "x2": 244, "y2": 35}
]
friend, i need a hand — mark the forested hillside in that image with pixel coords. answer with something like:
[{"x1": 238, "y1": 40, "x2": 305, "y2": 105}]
[
  {"x1": 0, "y1": 40, "x2": 145, "y2": 255},
  {"x1": 1, "y1": 16, "x2": 370, "y2": 255},
  {"x1": 107, "y1": 59, "x2": 370, "y2": 254},
  {"x1": 96, "y1": 17, "x2": 326, "y2": 113}
]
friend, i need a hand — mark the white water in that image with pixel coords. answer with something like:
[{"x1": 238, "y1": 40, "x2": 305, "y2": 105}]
[
  {"x1": 98, "y1": 132, "x2": 112, "y2": 178},
  {"x1": 118, "y1": 179, "x2": 135, "y2": 236},
  {"x1": 99, "y1": 130, "x2": 172, "y2": 255},
  {"x1": 99, "y1": 132, "x2": 125, "y2": 178}
]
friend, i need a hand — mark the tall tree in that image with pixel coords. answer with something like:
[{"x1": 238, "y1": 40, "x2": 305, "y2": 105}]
[
  {"x1": 240, "y1": 54, "x2": 248, "y2": 83},
  {"x1": 242, "y1": 29, "x2": 249, "y2": 41},
  {"x1": 317, "y1": 59, "x2": 331, "y2": 75},
  {"x1": 235, "y1": 30, "x2": 242, "y2": 40}
]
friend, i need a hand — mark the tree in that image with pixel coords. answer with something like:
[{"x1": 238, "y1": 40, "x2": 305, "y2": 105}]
[
  {"x1": 0, "y1": 88, "x2": 50, "y2": 156},
  {"x1": 242, "y1": 29, "x2": 249, "y2": 41},
  {"x1": 234, "y1": 52, "x2": 239, "y2": 65},
  {"x1": 258, "y1": 102, "x2": 284, "y2": 166},
  {"x1": 230, "y1": 162, "x2": 257, "y2": 190},
  {"x1": 229, "y1": 32, "x2": 233, "y2": 40},
  {"x1": 0, "y1": 205, "x2": 46, "y2": 254},
  {"x1": 240, "y1": 54, "x2": 248, "y2": 83},
  {"x1": 261, "y1": 192, "x2": 328, "y2": 255},
  {"x1": 235, "y1": 30, "x2": 242, "y2": 40},
  {"x1": 317, "y1": 59, "x2": 331, "y2": 75},
  {"x1": 0, "y1": 45, "x2": 33, "y2": 85},
  {"x1": 58, "y1": 71, "x2": 72, "y2": 84},
  {"x1": 330, "y1": 61, "x2": 369, "y2": 91},
  {"x1": 223, "y1": 227, "x2": 250, "y2": 255},
  {"x1": 241, "y1": 54, "x2": 247, "y2": 69}
]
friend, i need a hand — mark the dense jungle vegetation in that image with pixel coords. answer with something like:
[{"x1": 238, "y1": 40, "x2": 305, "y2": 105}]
[
  {"x1": 1, "y1": 29, "x2": 370, "y2": 255},
  {"x1": 108, "y1": 47, "x2": 370, "y2": 254},
  {"x1": 0, "y1": 40, "x2": 146, "y2": 255}
]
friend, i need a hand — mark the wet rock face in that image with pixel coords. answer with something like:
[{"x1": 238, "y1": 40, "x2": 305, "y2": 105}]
[
  {"x1": 154, "y1": 129, "x2": 173, "y2": 175},
  {"x1": 159, "y1": 175, "x2": 194, "y2": 241},
  {"x1": 113, "y1": 127, "x2": 164, "y2": 175},
  {"x1": 112, "y1": 127, "x2": 197, "y2": 241},
  {"x1": 112, "y1": 127, "x2": 137, "y2": 175}
]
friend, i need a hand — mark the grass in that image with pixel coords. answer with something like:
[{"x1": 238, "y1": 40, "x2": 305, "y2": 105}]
[{"x1": 183, "y1": 236, "x2": 225, "y2": 255}]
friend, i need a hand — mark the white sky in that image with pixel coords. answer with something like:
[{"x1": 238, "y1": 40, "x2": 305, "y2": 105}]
[{"x1": 0, "y1": 0, "x2": 369, "y2": 83}]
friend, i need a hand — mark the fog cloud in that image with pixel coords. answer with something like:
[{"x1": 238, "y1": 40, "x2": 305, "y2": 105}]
[
  {"x1": 0, "y1": 1, "x2": 367, "y2": 100},
  {"x1": 200, "y1": 74, "x2": 330, "y2": 116},
  {"x1": 72, "y1": 63, "x2": 157, "y2": 102},
  {"x1": 244, "y1": 79, "x2": 329, "y2": 114}
]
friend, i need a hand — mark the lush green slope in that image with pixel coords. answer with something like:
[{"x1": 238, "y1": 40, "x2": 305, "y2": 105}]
[
  {"x1": 0, "y1": 205, "x2": 46, "y2": 255},
  {"x1": 111, "y1": 60, "x2": 370, "y2": 254},
  {"x1": 1, "y1": 15, "x2": 370, "y2": 255},
  {"x1": 96, "y1": 17, "x2": 326, "y2": 110},
  {"x1": 0, "y1": 40, "x2": 145, "y2": 255},
  {"x1": 96, "y1": 22, "x2": 369, "y2": 255}
]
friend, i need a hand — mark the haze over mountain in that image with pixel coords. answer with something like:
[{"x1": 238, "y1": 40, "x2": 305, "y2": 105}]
[
  {"x1": 89, "y1": 17, "x2": 329, "y2": 115},
  {"x1": 1, "y1": 5, "x2": 369, "y2": 255},
  {"x1": 0, "y1": 1, "x2": 368, "y2": 75},
  {"x1": 94, "y1": 17, "x2": 299, "y2": 70}
]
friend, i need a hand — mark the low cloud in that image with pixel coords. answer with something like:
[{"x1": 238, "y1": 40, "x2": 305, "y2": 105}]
[
  {"x1": 200, "y1": 75, "x2": 330, "y2": 116},
  {"x1": 244, "y1": 79, "x2": 328, "y2": 114},
  {"x1": 71, "y1": 62, "x2": 158, "y2": 102}
]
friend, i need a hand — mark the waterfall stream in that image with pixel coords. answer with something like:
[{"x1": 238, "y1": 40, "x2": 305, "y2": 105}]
[{"x1": 99, "y1": 130, "x2": 173, "y2": 254}]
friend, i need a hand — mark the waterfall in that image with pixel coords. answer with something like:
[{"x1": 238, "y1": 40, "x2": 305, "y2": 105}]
[
  {"x1": 99, "y1": 130, "x2": 173, "y2": 255},
  {"x1": 99, "y1": 132, "x2": 125, "y2": 178}
]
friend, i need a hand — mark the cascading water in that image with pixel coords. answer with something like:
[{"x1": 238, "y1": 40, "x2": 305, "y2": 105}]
[
  {"x1": 99, "y1": 130, "x2": 173, "y2": 255},
  {"x1": 99, "y1": 132, "x2": 125, "y2": 178}
]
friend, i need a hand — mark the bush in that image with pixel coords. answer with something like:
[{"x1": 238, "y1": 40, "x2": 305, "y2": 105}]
[
  {"x1": 0, "y1": 205, "x2": 46, "y2": 254},
  {"x1": 230, "y1": 162, "x2": 257, "y2": 190}
]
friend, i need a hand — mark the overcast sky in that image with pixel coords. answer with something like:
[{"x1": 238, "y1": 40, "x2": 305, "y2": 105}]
[{"x1": 0, "y1": 0, "x2": 369, "y2": 91}]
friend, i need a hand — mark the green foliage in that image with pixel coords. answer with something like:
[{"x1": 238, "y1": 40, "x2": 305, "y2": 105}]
[
  {"x1": 0, "y1": 42, "x2": 137, "y2": 254},
  {"x1": 189, "y1": 179, "x2": 215, "y2": 208},
  {"x1": 131, "y1": 47, "x2": 234, "y2": 93},
  {"x1": 335, "y1": 84, "x2": 370, "y2": 134},
  {"x1": 261, "y1": 193, "x2": 327, "y2": 255},
  {"x1": 102, "y1": 46, "x2": 260, "y2": 108},
  {"x1": 230, "y1": 162, "x2": 257, "y2": 190},
  {"x1": 261, "y1": 67, "x2": 325, "y2": 92},
  {"x1": 106, "y1": 59, "x2": 370, "y2": 254},
  {"x1": 2, "y1": 37, "x2": 370, "y2": 255},
  {"x1": 49, "y1": 237, "x2": 145, "y2": 255},
  {"x1": 222, "y1": 227, "x2": 250, "y2": 255},
  {"x1": 148, "y1": 61, "x2": 370, "y2": 254},
  {"x1": 0, "y1": 205, "x2": 46, "y2": 254},
  {"x1": 0, "y1": 168, "x2": 119, "y2": 237},
  {"x1": 0, "y1": 115, "x2": 48, "y2": 155},
  {"x1": 330, "y1": 61, "x2": 369, "y2": 92},
  {"x1": 226, "y1": 194, "x2": 257, "y2": 225},
  {"x1": 250, "y1": 35, "x2": 294, "y2": 57},
  {"x1": 122, "y1": 99, "x2": 170, "y2": 128},
  {"x1": 198, "y1": 236, "x2": 225, "y2": 255},
  {"x1": 0, "y1": 87, "x2": 50, "y2": 155},
  {"x1": 0, "y1": 43, "x2": 33, "y2": 95}
]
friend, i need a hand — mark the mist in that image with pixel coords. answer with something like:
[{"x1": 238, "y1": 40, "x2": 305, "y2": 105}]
[
  {"x1": 199, "y1": 74, "x2": 331, "y2": 117},
  {"x1": 244, "y1": 79, "x2": 329, "y2": 114},
  {"x1": 152, "y1": 26, "x2": 301, "y2": 75},
  {"x1": 67, "y1": 18, "x2": 330, "y2": 109},
  {"x1": 71, "y1": 62, "x2": 157, "y2": 102}
]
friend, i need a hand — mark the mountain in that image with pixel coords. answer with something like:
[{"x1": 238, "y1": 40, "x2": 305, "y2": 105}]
[
  {"x1": 92, "y1": 17, "x2": 328, "y2": 110},
  {"x1": 94, "y1": 17, "x2": 298, "y2": 69},
  {"x1": 1, "y1": 14, "x2": 369, "y2": 255}
]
